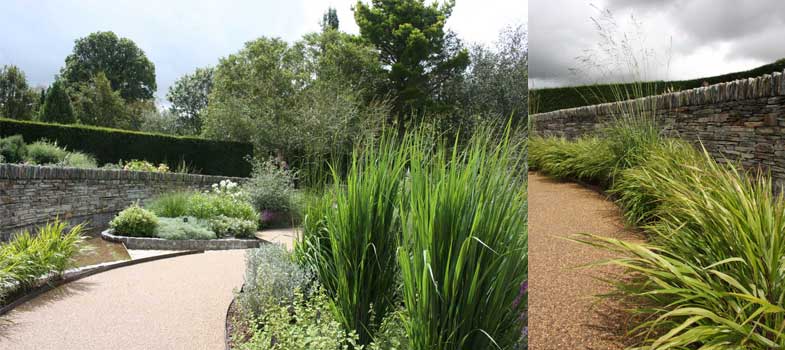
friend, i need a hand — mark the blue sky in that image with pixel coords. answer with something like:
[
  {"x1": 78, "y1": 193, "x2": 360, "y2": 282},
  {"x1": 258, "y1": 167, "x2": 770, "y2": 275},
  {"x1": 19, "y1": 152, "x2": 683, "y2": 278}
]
[{"x1": 0, "y1": 0, "x2": 527, "y2": 104}]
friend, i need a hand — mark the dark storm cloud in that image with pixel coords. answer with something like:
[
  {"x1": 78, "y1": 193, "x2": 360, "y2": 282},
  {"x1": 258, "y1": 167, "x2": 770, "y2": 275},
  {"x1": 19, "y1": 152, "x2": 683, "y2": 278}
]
[{"x1": 531, "y1": 0, "x2": 785, "y2": 87}]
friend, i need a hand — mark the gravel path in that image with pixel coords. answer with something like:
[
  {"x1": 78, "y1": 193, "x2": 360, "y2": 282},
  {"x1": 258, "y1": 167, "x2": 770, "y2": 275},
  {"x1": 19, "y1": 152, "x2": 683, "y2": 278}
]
[
  {"x1": 0, "y1": 250, "x2": 246, "y2": 350},
  {"x1": 528, "y1": 173, "x2": 643, "y2": 350}
]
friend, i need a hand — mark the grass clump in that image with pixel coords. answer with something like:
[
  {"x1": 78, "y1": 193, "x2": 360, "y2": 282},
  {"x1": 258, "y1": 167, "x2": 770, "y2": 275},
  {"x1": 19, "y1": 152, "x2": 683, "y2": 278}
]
[
  {"x1": 146, "y1": 191, "x2": 194, "y2": 217},
  {"x1": 535, "y1": 116, "x2": 785, "y2": 348},
  {"x1": 61, "y1": 151, "x2": 98, "y2": 168},
  {"x1": 25, "y1": 140, "x2": 68, "y2": 165},
  {"x1": 295, "y1": 124, "x2": 528, "y2": 349},
  {"x1": 297, "y1": 133, "x2": 407, "y2": 345},
  {"x1": 0, "y1": 219, "x2": 84, "y2": 301},
  {"x1": 110, "y1": 203, "x2": 158, "y2": 237},
  {"x1": 398, "y1": 126, "x2": 528, "y2": 350}
]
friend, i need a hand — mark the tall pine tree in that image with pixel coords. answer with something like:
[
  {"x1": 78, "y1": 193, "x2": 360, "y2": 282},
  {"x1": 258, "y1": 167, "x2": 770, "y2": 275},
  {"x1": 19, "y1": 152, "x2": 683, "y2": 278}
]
[{"x1": 40, "y1": 80, "x2": 75, "y2": 124}]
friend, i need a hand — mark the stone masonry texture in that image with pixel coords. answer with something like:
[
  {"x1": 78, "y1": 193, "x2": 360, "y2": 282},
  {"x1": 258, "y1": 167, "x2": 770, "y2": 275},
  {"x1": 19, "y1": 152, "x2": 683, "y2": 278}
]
[
  {"x1": 532, "y1": 70, "x2": 785, "y2": 188},
  {"x1": 0, "y1": 164, "x2": 245, "y2": 240}
]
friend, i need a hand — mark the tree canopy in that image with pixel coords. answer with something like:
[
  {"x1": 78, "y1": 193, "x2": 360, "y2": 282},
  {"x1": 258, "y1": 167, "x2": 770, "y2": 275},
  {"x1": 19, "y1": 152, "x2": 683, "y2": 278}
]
[
  {"x1": 70, "y1": 72, "x2": 128, "y2": 128},
  {"x1": 0, "y1": 65, "x2": 36, "y2": 120},
  {"x1": 167, "y1": 67, "x2": 214, "y2": 135},
  {"x1": 61, "y1": 31, "x2": 156, "y2": 101},
  {"x1": 40, "y1": 80, "x2": 75, "y2": 124},
  {"x1": 354, "y1": 0, "x2": 470, "y2": 130},
  {"x1": 202, "y1": 33, "x2": 387, "y2": 164},
  {"x1": 322, "y1": 7, "x2": 340, "y2": 31}
]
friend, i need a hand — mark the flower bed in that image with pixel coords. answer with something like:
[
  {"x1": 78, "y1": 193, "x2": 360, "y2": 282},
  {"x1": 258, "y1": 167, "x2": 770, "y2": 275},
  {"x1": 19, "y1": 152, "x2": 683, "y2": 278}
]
[{"x1": 101, "y1": 229, "x2": 262, "y2": 250}]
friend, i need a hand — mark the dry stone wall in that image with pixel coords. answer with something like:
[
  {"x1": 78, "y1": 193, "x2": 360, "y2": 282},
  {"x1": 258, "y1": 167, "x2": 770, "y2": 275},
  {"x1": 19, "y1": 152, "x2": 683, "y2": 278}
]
[
  {"x1": 532, "y1": 70, "x2": 785, "y2": 187},
  {"x1": 0, "y1": 165, "x2": 244, "y2": 241}
]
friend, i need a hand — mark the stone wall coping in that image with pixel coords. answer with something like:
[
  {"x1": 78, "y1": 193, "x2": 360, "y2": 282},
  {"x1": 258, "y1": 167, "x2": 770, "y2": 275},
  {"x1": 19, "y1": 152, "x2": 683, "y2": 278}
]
[
  {"x1": 0, "y1": 163, "x2": 247, "y2": 182},
  {"x1": 533, "y1": 69, "x2": 785, "y2": 120},
  {"x1": 101, "y1": 229, "x2": 264, "y2": 250}
]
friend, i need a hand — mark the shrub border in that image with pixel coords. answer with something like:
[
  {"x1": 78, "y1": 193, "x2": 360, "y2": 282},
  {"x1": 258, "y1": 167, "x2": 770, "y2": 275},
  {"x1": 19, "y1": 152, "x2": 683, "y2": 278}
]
[
  {"x1": 101, "y1": 229, "x2": 264, "y2": 250},
  {"x1": 0, "y1": 250, "x2": 202, "y2": 316}
]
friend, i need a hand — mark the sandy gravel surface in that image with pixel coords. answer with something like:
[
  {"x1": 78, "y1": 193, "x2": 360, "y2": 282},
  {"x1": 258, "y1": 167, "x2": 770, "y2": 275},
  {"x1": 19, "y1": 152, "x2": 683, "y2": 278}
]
[
  {"x1": 256, "y1": 227, "x2": 299, "y2": 250},
  {"x1": 528, "y1": 173, "x2": 643, "y2": 350},
  {"x1": 0, "y1": 250, "x2": 247, "y2": 350}
]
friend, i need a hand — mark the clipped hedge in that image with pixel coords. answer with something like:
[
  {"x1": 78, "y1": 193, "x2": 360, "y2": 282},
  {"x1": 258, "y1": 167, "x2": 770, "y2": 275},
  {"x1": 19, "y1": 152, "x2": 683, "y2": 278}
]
[
  {"x1": 531, "y1": 58, "x2": 785, "y2": 113},
  {"x1": 0, "y1": 118, "x2": 252, "y2": 177}
]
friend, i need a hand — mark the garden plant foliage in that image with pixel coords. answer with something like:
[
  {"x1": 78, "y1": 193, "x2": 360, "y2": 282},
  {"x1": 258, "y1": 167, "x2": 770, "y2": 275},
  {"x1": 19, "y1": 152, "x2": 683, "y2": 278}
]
[{"x1": 531, "y1": 115, "x2": 785, "y2": 349}]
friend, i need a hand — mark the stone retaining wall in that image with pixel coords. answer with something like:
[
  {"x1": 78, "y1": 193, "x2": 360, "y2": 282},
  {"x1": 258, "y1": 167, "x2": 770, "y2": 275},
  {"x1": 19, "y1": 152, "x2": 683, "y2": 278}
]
[
  {"x1": 101, "y1": 229, "x2": 262, "y2": 250},
  {"x1": 0, "y1": 164, "x2": 245, "y2": 241},
  {"x1": 532, "y1": 70, "x2": 785, "y2": 187}
]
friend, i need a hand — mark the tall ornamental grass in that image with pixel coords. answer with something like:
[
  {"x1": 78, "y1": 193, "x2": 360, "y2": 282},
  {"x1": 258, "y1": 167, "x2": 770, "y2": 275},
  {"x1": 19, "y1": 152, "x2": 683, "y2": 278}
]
[
  {"x1": 535, "y1": 115, "x2": 785, "y2": 348},
  {"x1": 297, "y1": 132, "x2": 408, "y2": 345},
  {"x1": 529, "y1": 135, "x2": 614, "y2": 183},
  {"x1": 583, "y1": 147, "x2": 785, "y2": 348},
  {"x1": 398, "y1": 126, "x2": 528, "y2": 349},
  {"x1": 0, "y1": 219, "x2": 84, "y2": 301}
]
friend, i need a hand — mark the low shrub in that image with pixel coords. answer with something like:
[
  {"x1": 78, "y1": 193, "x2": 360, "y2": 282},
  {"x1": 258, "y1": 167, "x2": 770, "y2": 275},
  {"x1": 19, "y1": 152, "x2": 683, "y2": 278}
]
[
  {"x1": 239, "y1": 244, "x2": 313, "y2": 320},
  {"x1": 236, "y1": 289, "x2": 362, "y2": 350},
  {"x1": 147, "y1": 191, "x2": 258, "y2": 223},
  {"x1": 244, "y1": 158, "x2": 296, "y2": 214},
  {"x1": 0, "y1": 219, "x2": 84, "y2": 301},
  {"x1": 156, "y1": 217, "x2": 216, "y2": 240},
  {"x1": 0, "y1": 135, "x2": 27, "y2": 163},
  {"x1": 61, "y1": 151, "x2": 98, "y2": 168},
  {"x1": 110, "y1": 203, "x2": 158, "y2": 237},
  {"x1": 25, "y1": 140, "x2": 68, "y2": 165},
  {"x1": 122, "y1": 159, "x2": 170, "y2": 172},
  {"x1": 208, "y1": 215, "x2": 257, "y2": 238}
]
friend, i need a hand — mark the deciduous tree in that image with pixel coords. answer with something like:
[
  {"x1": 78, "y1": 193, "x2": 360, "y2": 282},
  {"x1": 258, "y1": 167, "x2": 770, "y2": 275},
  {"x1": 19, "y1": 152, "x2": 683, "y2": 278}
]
[
  {"x1": 167, "y1": 67, "x2": 213, "y2": 135},
  {"x1": 61, "y1": 31, "x2": 156, "y2": 101},
  {"x1": 70, "y1": 72, "x2": 127, "y2": 127},
  {"x1": 0, "y1": 65, "x2": 35, "y2": 120}
]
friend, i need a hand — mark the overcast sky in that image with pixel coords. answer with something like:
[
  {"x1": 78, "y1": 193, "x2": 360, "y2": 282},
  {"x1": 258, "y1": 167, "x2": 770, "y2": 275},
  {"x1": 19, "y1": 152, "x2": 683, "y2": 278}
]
[
  {"x1": 0, "y1": 0, "x2": 527, "y2": 104},
  {"x1": 530, "y1": 0, "x2": 785, "y2": 88}
]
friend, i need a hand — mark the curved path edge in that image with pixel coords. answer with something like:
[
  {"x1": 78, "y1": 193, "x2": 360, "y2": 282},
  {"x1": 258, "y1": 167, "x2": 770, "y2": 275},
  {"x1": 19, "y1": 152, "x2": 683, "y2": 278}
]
[
  {"x1": 528, "y1": 172, "x2": 643, "y2": 350},
  {"x1": 0, "y1": 250, "x2": 203, "y2": 317}
]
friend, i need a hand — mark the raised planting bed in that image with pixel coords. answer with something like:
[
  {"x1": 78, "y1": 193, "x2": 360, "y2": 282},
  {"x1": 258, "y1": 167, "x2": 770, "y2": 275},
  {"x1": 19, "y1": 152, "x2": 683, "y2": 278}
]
[{"x1": 101, "y1": 229, "x2": 264, "y2": 250}]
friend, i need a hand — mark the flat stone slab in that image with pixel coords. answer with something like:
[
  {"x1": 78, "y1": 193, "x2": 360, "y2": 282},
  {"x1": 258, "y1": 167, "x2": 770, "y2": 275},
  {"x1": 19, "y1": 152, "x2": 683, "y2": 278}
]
[{"x1": 102, "y1": 229, "x2": 263, "y2": 250}]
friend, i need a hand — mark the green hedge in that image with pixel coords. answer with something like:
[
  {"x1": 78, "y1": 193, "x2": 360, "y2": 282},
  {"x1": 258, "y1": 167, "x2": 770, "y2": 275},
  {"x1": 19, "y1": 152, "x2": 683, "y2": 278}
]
[
  {"x1": 531, "y1": 58, "x2": 785, "y2": 113},
  {"x1": 0, "y1": 118, "x2": 252, "y2": 177}
]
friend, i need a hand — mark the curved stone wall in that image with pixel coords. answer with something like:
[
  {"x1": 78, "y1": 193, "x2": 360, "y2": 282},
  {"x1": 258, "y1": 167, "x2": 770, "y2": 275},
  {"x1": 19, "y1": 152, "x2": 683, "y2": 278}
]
[
  {"x1": 0, "y1": 164, "x2": 245, "y2": 241},
  {"x1": 532, "y1": 70, "x2": 785, "y2": 188}
]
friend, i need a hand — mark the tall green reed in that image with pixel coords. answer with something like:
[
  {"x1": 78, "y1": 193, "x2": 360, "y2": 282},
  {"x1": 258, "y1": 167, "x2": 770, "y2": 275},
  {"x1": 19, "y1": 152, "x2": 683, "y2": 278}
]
[
  {"x1": 398, "y1": 126, "x2": 528, "y2": 349},
  {"x1": 297, "y1": 131, "x2": 408, "y2": 345}
]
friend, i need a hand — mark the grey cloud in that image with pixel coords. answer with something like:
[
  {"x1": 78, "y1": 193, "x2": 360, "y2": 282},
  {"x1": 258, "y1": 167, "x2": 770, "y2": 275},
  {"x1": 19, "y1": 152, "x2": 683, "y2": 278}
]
[{"x1": 531, "y1": 0, "x2": 785, "y2": 87}]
